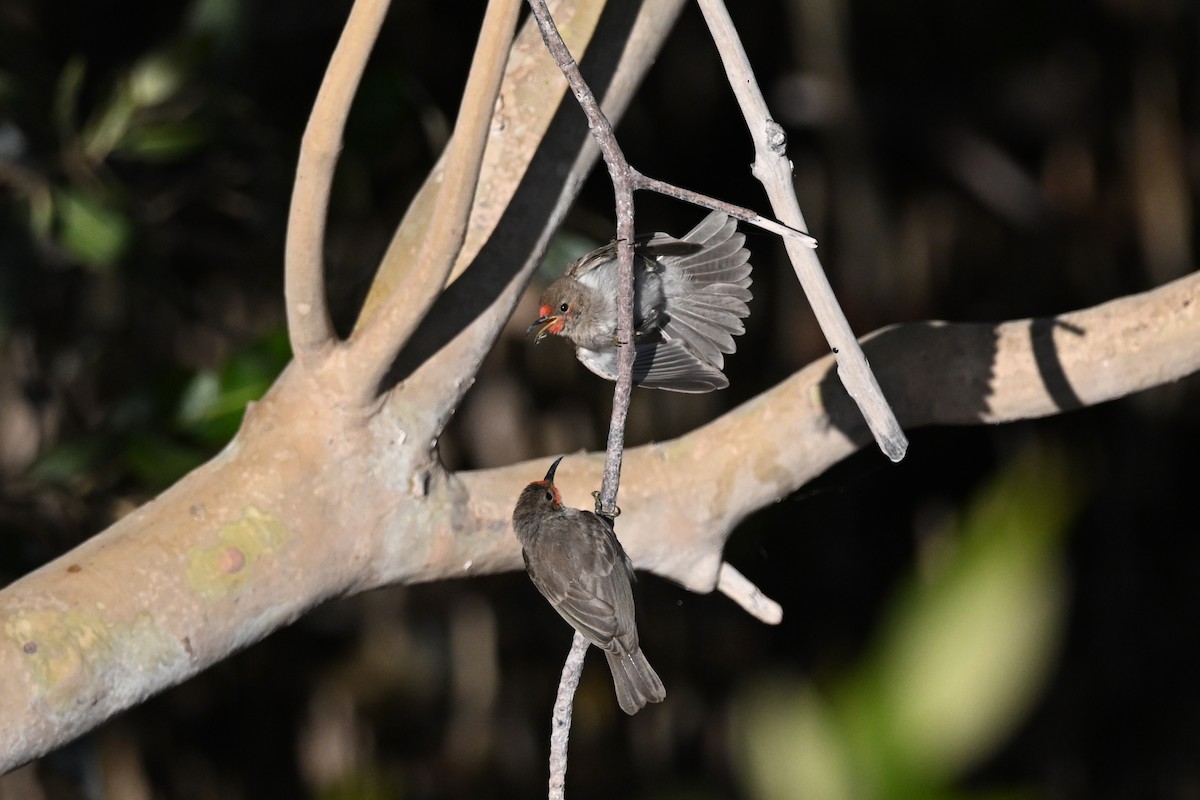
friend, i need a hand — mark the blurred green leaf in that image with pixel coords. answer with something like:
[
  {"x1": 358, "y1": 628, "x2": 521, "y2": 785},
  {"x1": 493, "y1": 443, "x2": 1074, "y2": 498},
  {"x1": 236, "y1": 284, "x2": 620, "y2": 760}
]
[
  {"x1": 81, "y1": 79, "x2": 136, "y2": 162},
  {"x1": 734, "y1": 445, "x2": 1080, "y2": 800},
  {"x1": 317, "y1": 768, "x2": 404, "y2": 800},
  {"x1": 123, "y1": 433, "x2": 206, "y2": 490},
  {"x1": 53, "y1": 56, "x2": 87, "y2": 142},
  {"x1": 539, "y1": 229, "x2": 601, "y2": 282},
  {"x1": 54, "y1": 188, "x2": 133, "y2": 271},
  {"x1": 871, "y1": 445, "x2": 1076, "y2": 781},
  {"x1": 116, "y1": 120, "x2": 208, "y2": 161},
  {"x1": 127, "y1": 48, "x2": 192, "y2": 109},
  {"x1": 734, "y1": 677, "x2": 857, "y2": 800},
  {"x1": 28, "y1": 435, "x2": 111, "y2": 484},
  {"x1": 178, "y1": 331, "x2": 291, "y2": 444}
]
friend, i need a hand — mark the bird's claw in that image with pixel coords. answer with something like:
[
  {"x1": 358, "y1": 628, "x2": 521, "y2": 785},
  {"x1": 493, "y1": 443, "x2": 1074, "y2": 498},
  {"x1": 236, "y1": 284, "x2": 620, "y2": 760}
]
[{"x1": 591, "y1": 490, "x2": 620, "y2": 520}]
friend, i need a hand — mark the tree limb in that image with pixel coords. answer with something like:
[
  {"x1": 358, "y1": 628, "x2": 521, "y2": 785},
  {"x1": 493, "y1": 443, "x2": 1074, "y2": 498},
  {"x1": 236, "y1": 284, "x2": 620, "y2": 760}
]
[
  {"x1": 434, "y1": 270, "x2": 1200, "y2": 595},
  {"x1": 285, "y1": 0, "x2": 391, "y2": 363},
  {"x1": 0, "y1": 260, "x2": 1195, "y2": 771}
]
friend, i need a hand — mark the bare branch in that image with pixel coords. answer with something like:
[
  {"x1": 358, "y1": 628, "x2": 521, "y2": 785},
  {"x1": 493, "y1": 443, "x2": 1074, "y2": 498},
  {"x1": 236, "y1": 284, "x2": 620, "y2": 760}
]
[
  {"x1": 718, "y1": 562, "x2": 783, "y2": 624},
  {"x1": 695, "y1": 0, "x2": 908, "y2": 462},
  {"x1": 285, "y1": 0, "x2": 391, "y2": 363},
  {"x1": 347, "y1": 0, "x2": 521, "y2": 398},
  {"x1": 634, "y1": 171, "x2": 816, "y2": 247},
  {"x1": 548, "y1": 631, "x2": 589, "y2": 799},
  {"x1": 437, "y1": 270, "x2": 1200, "y2": 593},
  {"x1": 524, "y1": 4, "x2": 643, "y2": 790},
  {"x1": 1, "y1": 271, "x2": 1194, "y2": 772}
]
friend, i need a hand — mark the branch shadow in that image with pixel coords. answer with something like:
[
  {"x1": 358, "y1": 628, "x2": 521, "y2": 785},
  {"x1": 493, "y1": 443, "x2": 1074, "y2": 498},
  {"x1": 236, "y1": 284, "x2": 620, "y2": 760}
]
[
  {"x1": 384, "y1": 0, "x2": 650, "y2": 389},
  {"x1": 1030, "y1": 317, "x2": 1085, "y2": 411},
  {"x1": 817, "y1": 313, "x2": 1088, "y2": 447}
]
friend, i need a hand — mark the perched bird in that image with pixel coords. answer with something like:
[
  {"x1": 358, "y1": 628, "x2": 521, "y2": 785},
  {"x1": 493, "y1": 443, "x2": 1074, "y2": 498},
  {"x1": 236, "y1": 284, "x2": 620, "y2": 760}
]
[
  {"x1": 529, "y1": 210, "x2": 752, "y2": 392},
  {"x1": 511, "y1": 457, "x2": 665, "y2": 715}
]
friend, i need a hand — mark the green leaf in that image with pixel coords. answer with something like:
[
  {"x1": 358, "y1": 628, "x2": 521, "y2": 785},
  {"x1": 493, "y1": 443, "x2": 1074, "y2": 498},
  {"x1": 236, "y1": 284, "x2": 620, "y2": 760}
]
[
  {"x1": 80, "y1": 79, "x2": 136, "y2": 162},
  {"x1": 539, "y1": 229, "x2": 601, "y2": 281},
  {"x1": 53, "y1": 56, "x2": 87, "y2": 142},
  {"x1": 54, "y1": 188, "x2": 133, "y2": 271},
  {"x1": 127, "y1": 48, "x2": 191, "y2": 109},
  {"x1": 869, "y1": 445, "x2": 1078, "y2": 781},
  {"x1": 29, "y1": 436, "x2": 111, "y2": 484},
  {"x1": 116, "y1": 120, "x2": 208, "y2": 161},
  {"x1": 733, "y1": 677, "x2": 858, "y2": 800},
  {"x1": 177, "y1": 331, "x2": 291, "y2": 444},
  {"x1": 123, "y1": 433, "x2": 205, "y2": 490},
  {"x1": 730, "y1": 445, "x2": 1081, "y2": 800}
]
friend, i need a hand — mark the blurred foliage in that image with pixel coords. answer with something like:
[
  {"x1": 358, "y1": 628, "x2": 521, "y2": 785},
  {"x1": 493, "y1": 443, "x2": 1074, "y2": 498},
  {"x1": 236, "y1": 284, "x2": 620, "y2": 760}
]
[
  {"x1": 734, "y1": 445, "x2": 1078, "y2": 800},
  {"x1": 0, "y1": 0, "x2": 1198, "y2": 797}
]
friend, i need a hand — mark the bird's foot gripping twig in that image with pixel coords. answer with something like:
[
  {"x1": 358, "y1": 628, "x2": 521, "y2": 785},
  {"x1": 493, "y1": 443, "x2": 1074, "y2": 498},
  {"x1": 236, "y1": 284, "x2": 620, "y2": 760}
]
[{"x1": 591, "y1": 490, "x2": 621, "y2": 520}]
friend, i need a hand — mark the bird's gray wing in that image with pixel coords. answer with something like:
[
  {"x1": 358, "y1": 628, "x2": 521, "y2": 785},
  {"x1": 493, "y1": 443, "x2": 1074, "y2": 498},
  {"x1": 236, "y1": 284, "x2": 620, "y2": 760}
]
[
  {"x1": 666, "y1": 211, "x2": 753, "y2": 289},
  {"x1": 633, "y1": 340, "x2": 729, "y2": 392},
  {"x1": 525, "y1": 513, "x2": 639, "y2": 653},
  {"x1": 575, "y1": 340, "x2": 729, "y2": 393},
  {"x1": 653, "y1": 212, "x2": 753, "y2": 370}
]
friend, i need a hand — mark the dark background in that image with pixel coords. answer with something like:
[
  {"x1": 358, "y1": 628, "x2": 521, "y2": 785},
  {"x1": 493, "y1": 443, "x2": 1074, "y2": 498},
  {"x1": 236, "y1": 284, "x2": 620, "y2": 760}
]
[{"x1": 1, "y1": 0, "x2": 1198, "y2": 797}]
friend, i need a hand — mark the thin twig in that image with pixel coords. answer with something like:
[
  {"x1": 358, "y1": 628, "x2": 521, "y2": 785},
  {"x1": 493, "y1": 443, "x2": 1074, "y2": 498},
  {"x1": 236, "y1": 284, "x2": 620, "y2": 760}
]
[
  {"x1": 548, "y1": 631, "x2": 589, "y2": 800},
  {"x1": 525, "y1": 1, "x2": 639, "y2": 794},
  {"x1": 633, "y1": 171, "x2": 816, "y2": 247},
  {"x1": 284, "y1": 0, "x2": 390, "y2": 364},
  {"x1": 717, "y1": 562, "x2": 782, "y2": 624},
  {"x1": 525, "y1": 0, "x2": 636, "y2": 518},
  {"x1": 695, "y1": 0, "x2": 909, "y2": 463},
  {"x1": 347, "y1": 0, "x2": 521, "y2": 399}
]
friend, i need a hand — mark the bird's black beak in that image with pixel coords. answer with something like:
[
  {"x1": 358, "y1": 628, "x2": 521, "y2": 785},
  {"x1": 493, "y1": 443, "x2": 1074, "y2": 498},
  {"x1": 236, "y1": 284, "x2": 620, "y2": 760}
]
[
  {"x1": 528, "y1": 315, "x2": 559, "y2": 343},
  {"x1": 544, "y1": 456, "x2": 564, "y2": 484}
]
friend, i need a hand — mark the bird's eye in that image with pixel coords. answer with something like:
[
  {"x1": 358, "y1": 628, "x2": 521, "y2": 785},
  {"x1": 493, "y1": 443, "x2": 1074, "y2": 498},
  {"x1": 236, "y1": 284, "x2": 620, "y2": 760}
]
[
  {"x1": 559, "y1": 302, "x2": 569, "y2": 313},
  {"x1": 544, "y1": 491, "x2": 554, "y2": 502}
]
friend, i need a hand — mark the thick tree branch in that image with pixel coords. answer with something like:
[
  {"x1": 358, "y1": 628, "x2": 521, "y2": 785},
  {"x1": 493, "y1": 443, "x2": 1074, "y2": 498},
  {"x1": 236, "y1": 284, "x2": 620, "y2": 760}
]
[
  {"x1": 1, "y1": 265, "x2": 1195, "y2": 772},
  {"x1": 432, "y1": 270, "x2": 1200, "y2": 594},
  {"x1": 0, "y1": 0, "x2": 693, "y2": 773},
  {"x1": 285, "y1": 0, "x2": 390, "y2": 363}
]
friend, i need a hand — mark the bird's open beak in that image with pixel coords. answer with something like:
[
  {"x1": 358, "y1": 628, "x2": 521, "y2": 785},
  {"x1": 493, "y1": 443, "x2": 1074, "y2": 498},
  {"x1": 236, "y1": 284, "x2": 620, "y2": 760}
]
[
  {"x1": 528, "y1": 315, "x2": 560, "y2": 343},
  {"x1": 543, "y1": 456, "x2": 564, "y2": 483}
]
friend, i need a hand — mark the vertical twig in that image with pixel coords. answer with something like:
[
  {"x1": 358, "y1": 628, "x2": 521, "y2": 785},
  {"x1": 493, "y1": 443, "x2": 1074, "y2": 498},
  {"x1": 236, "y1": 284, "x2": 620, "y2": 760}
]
[
  {"x1": 547, "y1": 631, "x2": 589, "y2": 800},
  {"x1": 524, "y1": 0, "x2": 636, "y2": 515},
  {"x1": 695, "y1": 0, "x2": 909, "y2": 462},
  {"x1": 525, "y1": 1, "x2": 639, "y2": 794}
]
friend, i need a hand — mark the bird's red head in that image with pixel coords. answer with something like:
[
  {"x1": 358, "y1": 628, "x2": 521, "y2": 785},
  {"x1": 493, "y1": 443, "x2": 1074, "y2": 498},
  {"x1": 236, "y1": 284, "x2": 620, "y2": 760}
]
[
  {"x1": 529, "y1": 478, "x2": 562, "y2": 508},
  {"x1": 528, "y1": 303, "x2": 567, "y2": 342},
  {"x1": 534, "y1": 456, "x2": 565, "y2": 506}
]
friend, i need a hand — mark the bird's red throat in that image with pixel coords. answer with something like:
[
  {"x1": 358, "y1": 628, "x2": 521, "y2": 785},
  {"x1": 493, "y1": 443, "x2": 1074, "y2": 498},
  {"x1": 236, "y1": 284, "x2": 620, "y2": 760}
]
[{"x1": 537, "y1": 306, "x2": 565, "y2": 335}]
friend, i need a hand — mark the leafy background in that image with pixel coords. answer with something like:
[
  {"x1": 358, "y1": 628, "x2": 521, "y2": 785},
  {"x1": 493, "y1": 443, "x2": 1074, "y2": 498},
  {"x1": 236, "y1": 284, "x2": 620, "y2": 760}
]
[{"x1": 1, "y1": 0, "x2": 1198, "y2": 797}]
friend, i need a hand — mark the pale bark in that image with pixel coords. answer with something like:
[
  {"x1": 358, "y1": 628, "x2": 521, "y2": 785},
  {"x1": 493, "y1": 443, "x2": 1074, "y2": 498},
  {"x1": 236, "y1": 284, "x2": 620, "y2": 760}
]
[
  {"x1": 1, "y1": 0, "x2": 1198, "y2": 777},
  {"x1": 0, "y1": 0, "x2": 688, "y2": 772}
]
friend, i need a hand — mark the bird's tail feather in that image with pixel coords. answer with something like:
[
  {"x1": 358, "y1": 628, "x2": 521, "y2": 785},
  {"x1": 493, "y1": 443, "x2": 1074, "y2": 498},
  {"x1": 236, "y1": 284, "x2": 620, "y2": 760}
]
[{"x1": 605, "y1": 648, "x2": 666, "y2": 715}]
